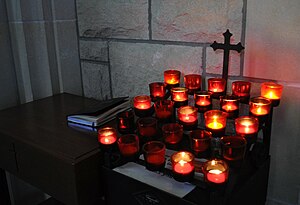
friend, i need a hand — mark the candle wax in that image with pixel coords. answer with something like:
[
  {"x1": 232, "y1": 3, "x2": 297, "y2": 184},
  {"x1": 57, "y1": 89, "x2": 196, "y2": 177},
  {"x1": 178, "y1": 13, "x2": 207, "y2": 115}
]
[
  {"x1": 237, "y1": 121, "x2": 257, "y2": 134},
  {"x1": 207, "y1": 169, "x2": 226, "y2": 184},
  {"x1": 174, "y1": 160, "x2": 193, "y2": 174},
  {"x1": 180, "y1": 115, "x2": 197, "y2": 123},
  {"x1": 165, "y1": 133, "x2": 181, "y2": 144},
  {"x1": 166, "y1": 78, "x2": 178, "y2": 85},
  {"x1": 251, "y1": 107, "x2": 268, "y2": 115},
  {"x1": 222, "y1": 104, "x2": 238, "y2": 111},
  {"x1": 264, "y1": 91, "x2": 279, "y2": 100},
  {"x1": 135, "y1": 103, "x2": 151, "y2": 110},
  {"x1": 212, "y1": 88, "x2": 223, "y2": 92},
  {"x1": 196, "y1": 99, "x2": 211, "y2": 106},
  {"x1": 207, "y1": 121, "x2": 224, "y2": 129},
  {"x1": 100, "y1": 135, "x2": 116, "y2": 145}
]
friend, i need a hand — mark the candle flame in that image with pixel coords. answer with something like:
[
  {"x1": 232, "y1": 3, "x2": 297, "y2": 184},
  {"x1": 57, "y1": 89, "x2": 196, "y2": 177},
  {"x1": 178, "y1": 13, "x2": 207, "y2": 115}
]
[
  {"x1": 257, "y1": 107, "x2": 262, "y2": 114},
  {"x1": 104, "y1": 131, "x2": 113, "y2": 136},
  {"x1": 213, "y1": 88, "x2": 218, "y2": 92},
  {"x1": 268, "y1": 92, "x2": 273, "y2": 98},
  {"x1": 175, "y1": 94, "x2": 181, "y2": 100},
  {"x1": 211, "y1": 160, "x2": 216, "y2": 166},
  {"x1": 245, "y1": 125, "x2": 250, "y2": 133},
  {"x1": 179, "y1": 159, "x2": 187, "y2": 166},
  {"x1": 227, "y1": 105, "x2": 232, "y2": 110},
  {"x1": 104, "y1": 138, "x2": 109, "y2": 143}
]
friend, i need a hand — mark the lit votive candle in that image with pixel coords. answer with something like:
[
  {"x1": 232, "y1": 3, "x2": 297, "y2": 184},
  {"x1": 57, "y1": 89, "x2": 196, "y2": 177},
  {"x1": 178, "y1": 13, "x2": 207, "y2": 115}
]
[
  {"x1": 194, "y1": 91, "x2": 213, "y2": 113},
  {"x1": 149, "y1": 82, "x2": 166, "y2": 102},
  {"x1": 133, "y1": 95, "x2": 154, "y2": 117},
  {"x1": 235, "y1": 116, "x2": 259, "y2": 137},
  {"x1": 98, "y1": 127, "x2": 118, "y2": 151},
  {"x1": 220, "y1": 95, "x2": 239, "y2": 118},
  {"x1": 177, "y1": 106, "x2": 198, "y2": 130},
  {"x1": 204, "y1": 110, "x2": 227, "y2": 137},
  {"x1": 249, "y1": 97, "x2": 271, "y2": 123},
  {"x1": 203, "y1": 159, "x2": 229, "y2": 185},
  {"x1": 171, "y1": 151, "x2": 195, "y2": 182},
  {"x1": 184, "y1": 74, "x2": 202, "y2": 94},
  {"x1": 261, "y1": 82, "x2": 283, "y2": 107},
  {"x1": 171, "y1": 87, "x2": 188, "y2": 108},
  {"x1": 208, "y1": 78, "x2": 226, "y2": 98},
  {"x1": 232, "y1": 81, "x2": 251, "y2": 103},
  {"x1": 164, "y1": 69, "x2": 181, "y2": 88}
]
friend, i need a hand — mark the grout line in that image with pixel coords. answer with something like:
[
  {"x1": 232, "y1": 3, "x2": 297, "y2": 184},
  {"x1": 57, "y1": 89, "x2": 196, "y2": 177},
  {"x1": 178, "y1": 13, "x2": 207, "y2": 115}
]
[
  {"x1": 81, "y1": 59, "x2": 109, "y2": 65},
  {"x1": 201, "y1": 46, "x2": 207, "y2": 90},
  {"x1": 240, "y1": 0, "x2": 248, "y2": 77},
  {"x1": 79, "y1": 37, "x2": 211, "y2": 47},
  {"x1": 148, "y1": 0, "x2": 152, "y2": 40},
  {"x1": 107, "y1": 41, "x2": 113, "y2": 98}
]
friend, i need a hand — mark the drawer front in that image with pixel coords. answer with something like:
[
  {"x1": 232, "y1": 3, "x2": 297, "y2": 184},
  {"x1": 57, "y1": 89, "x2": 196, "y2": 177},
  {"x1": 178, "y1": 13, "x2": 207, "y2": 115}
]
[
  {"x1": 0, "y1": 134, "x2": 18, "y2": 173},
  {"x1": 14, "y1": 141, "x2": 103, "y2": 205}
]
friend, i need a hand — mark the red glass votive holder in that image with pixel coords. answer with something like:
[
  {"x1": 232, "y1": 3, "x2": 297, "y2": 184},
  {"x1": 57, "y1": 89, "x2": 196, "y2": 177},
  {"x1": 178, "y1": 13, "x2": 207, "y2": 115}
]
[
  {"x1": 154, "y1": 99, "x2": 174, "y2": 122},
  {"x1": 220, "y1": 136, "x2": 247, "y2": 167},
  {"x1": 164, "y1": 69, "x2": 181, "y2": 89},
  {"x1": 232, "y1": 81, "x2": 251, "y2": 104},
  {"x1": 133, "y1": 95, "x2": 154, "y2": 117},
  {"x1": 220, "y1": 95, "x2": 239, "y2": 119},
  {"x1": 204, "y1": 110, "x2": 227, "y2": 138},
  {"x1": 208, "y1": 78, "x2": 226, "y2": 98},
  {"x1": 117, "y1": 134, "x2": 140, "y2": 161},
  {"x1": 142, "y1": 141, "x2": 166, "y2": 171},
  {"x1": 194, "y1": 91, "x2": 213, "y2": 113},
  {"x1": 171, "y1": 151, "x2": 195, "y2": 182},
  {"x1": 249, "y1": 97, "x2": 271, "y2": 123},
  {"x1": 162, "y1": 123, "x2": 183, "y2": 145},
  {"x1": 149, "y1": 82, "x2": 166, "y2": 102},
  {"x1": 171, "y1": 87, "x2": 188, "y2": 108},
  {"x1": 184, "y1": 74, "x2": 202, "y2": 95},
  {"x1": 235, "y1": 116, "x2": 259, "y2": 139},
  {"x1": 190, "y1": 130, "x2": 212, "y2": 157},
  {"x1": 137, "y1": 117, "x2": 157, "y2": 143},
  {"x1": 202, "y1": 159, "x2": 229, "y2": 185},
  {"x1": 117, "y1": 109, "x2": 135, "y2": 134},
  {"x1": 98, "y1": 127, "x2": 118, "y2": 151},
  {"x1": 177, "y1": 106, "x2": 198, "y2": 130},
  {"x1": 261, "y1": 82, "x2": 283, "y2": 107}
]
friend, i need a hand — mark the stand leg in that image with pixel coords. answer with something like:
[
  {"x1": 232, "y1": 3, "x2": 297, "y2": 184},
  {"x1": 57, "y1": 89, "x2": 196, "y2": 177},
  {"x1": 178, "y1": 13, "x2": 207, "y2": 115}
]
[{"x1": 0, "y1": 169, "x2": 11, "y2": 205}]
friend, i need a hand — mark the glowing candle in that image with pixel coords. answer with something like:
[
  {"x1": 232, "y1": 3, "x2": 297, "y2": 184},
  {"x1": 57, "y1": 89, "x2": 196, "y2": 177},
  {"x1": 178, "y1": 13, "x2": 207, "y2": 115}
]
[
  {"x1": 194, "y1": 91, "x2": 213, "y2": 113},
  {"x1": 203, "y1": 159, "x2": 229, "y2": 185},
  {"x1": 177, "y1": 106, "x2": 198, "y2": 130},
  {"x1": 249, "y1": 97, "x2": 271, "y2": 117},
  {"x1": 164, "y1": 69, "x2": 181, "y2": 86},
  {"x1": 208, "y1": 78, "x2": 226, "y2": 98},
  {"x1": 235, "y1": 116, "x2": 259, "y2": 135},
  {"x1": 171, "y1": 87, "x2": 188, "y2": 102},
  {"x1": 149, "y1": 82, "x2": 166, "y2": 101},
  {"x1": 133, "y1": 95, "x2": 153, "y2": 117},
  {"x1": 171, "y1": 151, "x2": 195, "y2": 182},
  {"x1": 98, "y1": 127, "x2": 117, "y2": 145},
  {"x1": 134, "y1": 95, "x2": 151, "y2": 109},
  {"x1": 207, "y1": 169, "x2": 226, "y2": 184},
  {"x1": 261, "y1": 82, "x2": 283, "y2": 107},
  {"x1": 204, "y1": 110, "x2": 227, "y2": 137},
  {"x1": 220, "y1": 95, "x2": 239, "y2": 118}
]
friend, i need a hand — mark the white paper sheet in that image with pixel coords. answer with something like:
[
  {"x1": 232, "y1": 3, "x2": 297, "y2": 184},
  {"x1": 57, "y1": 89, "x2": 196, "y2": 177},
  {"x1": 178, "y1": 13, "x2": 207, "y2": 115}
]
[{"x1": 113, "y1": 162, "x2": 196, "y2": 198}]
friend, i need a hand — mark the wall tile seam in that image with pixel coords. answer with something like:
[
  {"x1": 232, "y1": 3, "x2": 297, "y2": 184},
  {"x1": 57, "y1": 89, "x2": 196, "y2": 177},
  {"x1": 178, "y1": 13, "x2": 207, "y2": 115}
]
[
  {"x1": 8, "y1": 19, "x2": 77, "y2": 24},
  {"x1": 107, "y1": 41, "x2": 113, "y2": 98},
  {"x1": 239, "y1": 0, "x2": 248, "y2": 78},
  {"x1": 80, "y1": 59, "x2": 109, "y2": 66},
  {"x1": 148, "y1": 0, "x2": 152, "y2": 40},
  {"x1": 79, "y1": 37, "x2": 211, "y2": 48}
]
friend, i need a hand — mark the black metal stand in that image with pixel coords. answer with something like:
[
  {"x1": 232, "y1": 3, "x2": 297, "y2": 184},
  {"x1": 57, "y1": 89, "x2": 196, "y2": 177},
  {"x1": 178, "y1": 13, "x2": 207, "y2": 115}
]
[{"x1": 0, "y1": 168, "x2": 11, "y2": 205}]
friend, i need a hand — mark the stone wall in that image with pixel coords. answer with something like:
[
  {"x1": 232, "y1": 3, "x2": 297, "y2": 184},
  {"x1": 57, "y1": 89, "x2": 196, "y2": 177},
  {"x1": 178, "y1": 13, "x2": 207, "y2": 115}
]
[{"x1": 77, "y1": 0, "x2": 245, "y2": 100}]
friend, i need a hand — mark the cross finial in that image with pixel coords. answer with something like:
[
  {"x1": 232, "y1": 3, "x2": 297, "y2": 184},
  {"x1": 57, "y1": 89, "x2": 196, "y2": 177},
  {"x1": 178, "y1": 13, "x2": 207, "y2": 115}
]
[{"x1": 210, "y1": 29, "x2": 244, "y2": 93}]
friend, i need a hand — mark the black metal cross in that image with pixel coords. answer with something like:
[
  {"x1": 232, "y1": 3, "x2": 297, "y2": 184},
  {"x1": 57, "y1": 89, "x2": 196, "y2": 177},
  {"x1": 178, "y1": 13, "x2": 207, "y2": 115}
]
[{"x1": 210, "y1": 29, "x2": 244, "y2": 92}]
